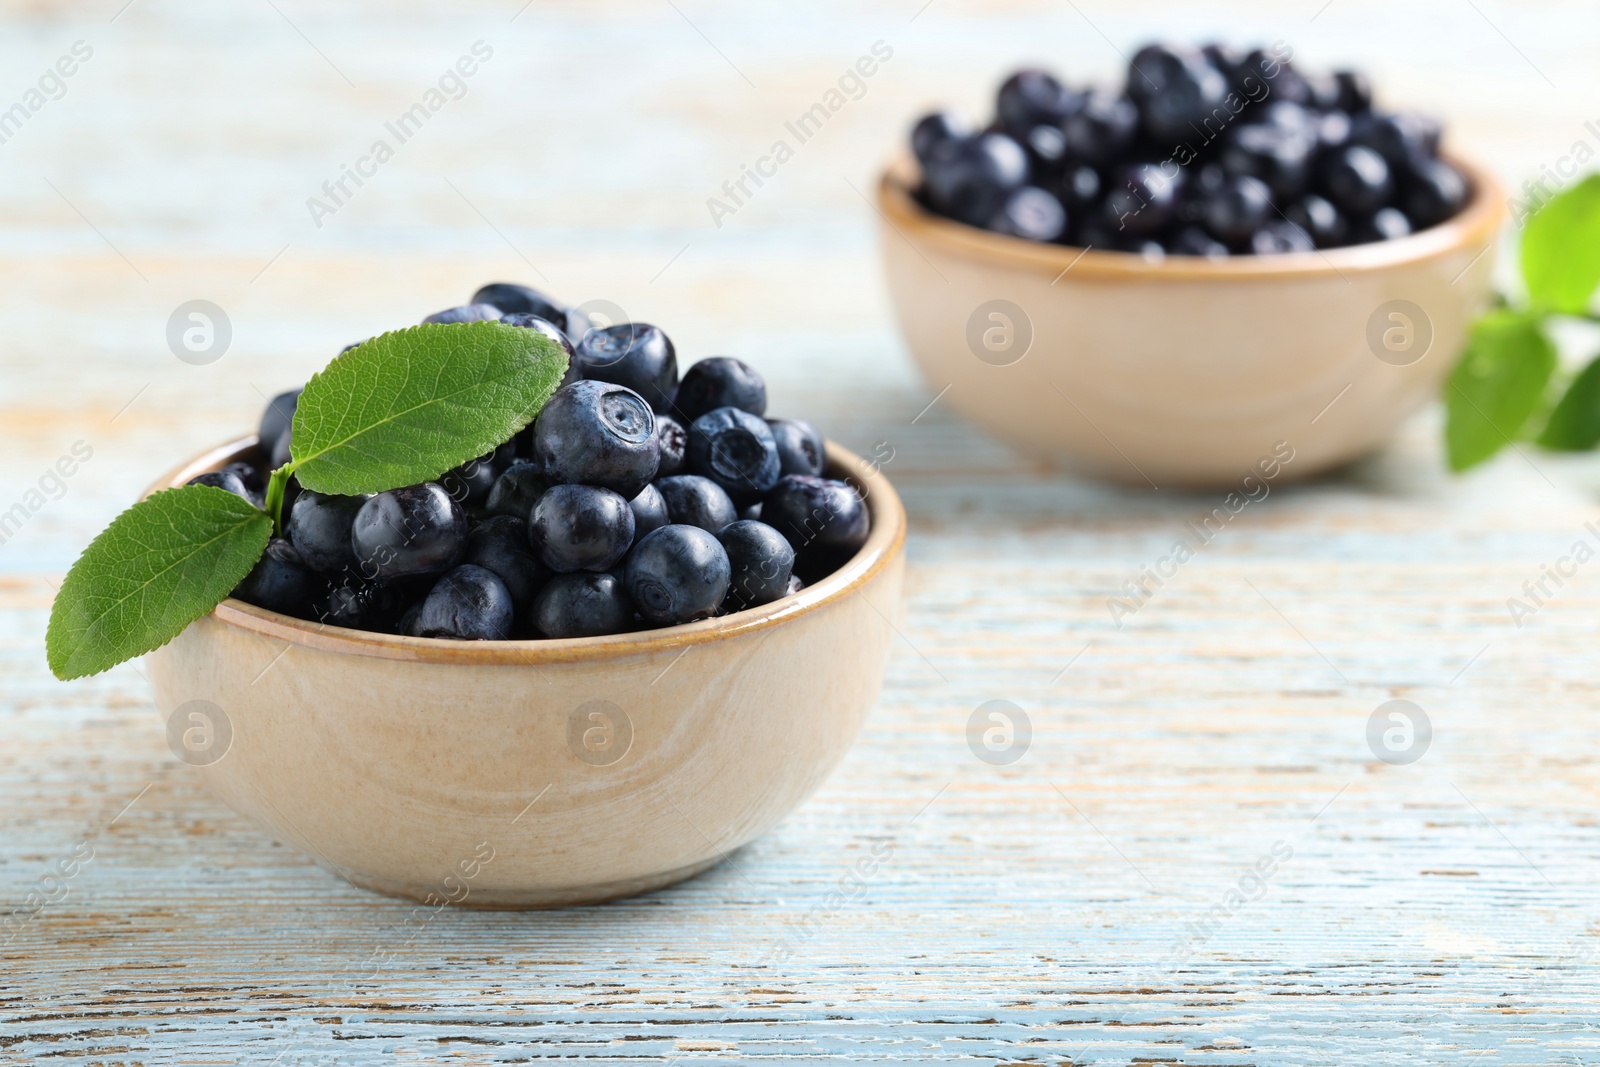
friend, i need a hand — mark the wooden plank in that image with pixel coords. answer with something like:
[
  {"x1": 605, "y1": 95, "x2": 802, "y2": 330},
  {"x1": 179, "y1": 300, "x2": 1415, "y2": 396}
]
[{"x1": 5, "y1": 1, "x2": 1600, "y2": 1063}]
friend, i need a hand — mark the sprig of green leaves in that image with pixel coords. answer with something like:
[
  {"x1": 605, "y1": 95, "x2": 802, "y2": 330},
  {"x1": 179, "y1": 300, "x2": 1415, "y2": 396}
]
[
  {"x1": 1445, "y1": 175, "x2": 1600, "y2": 469},
  {"x1": 289, "y1": 322, "x2": 565, "y2": 497},
  {"x1": 46, "y1": 486, "x2": 273, "y2": 680},
  {"x1": 46, "y1": 321, "x2": 568, "y2": 680}
]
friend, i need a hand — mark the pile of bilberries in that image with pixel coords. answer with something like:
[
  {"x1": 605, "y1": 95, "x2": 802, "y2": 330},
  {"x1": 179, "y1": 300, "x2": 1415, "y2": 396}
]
[
  {"x1": 201, "y1": 283, "x2": 870, "y2": 640},
  {"x1": 911, "y1": 42, "x2": 1468, "y2": 256}
]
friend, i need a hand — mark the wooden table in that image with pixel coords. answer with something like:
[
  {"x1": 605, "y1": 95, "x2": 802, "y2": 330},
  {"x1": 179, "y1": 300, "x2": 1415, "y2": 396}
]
[{"x1": 5, "y1": 2, "x2": 1600, "y2": 1063}]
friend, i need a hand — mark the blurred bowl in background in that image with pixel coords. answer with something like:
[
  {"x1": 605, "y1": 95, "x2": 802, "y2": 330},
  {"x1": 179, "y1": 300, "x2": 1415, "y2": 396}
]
[{"x1": 875, "y1": 154, "x2": 1504, "y2": 487}]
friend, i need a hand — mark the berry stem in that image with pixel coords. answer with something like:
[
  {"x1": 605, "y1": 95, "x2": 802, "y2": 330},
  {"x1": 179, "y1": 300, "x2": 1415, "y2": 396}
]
[{"x1": 264, "y1": 464, "x2": 293, "y2": 536}]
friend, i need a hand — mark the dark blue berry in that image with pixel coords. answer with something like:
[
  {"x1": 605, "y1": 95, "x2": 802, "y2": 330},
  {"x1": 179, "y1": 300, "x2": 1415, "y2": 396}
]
[
  {"x1": 1056, "y1": 164, "x2": 1101, "y2": 215},
  {"x1": 438, "y1": 451, "x2": 501, "y2": 510},
  {"x1": 1334, "y1": 69, "x2": 1372, "y2": 113},
  {"x1": 187, "y1": 470, "x2": 258, "y2": 506},
  {"x1": 1314, "y1": 109, "x2": 1352, "y2": 152},
  {"x1": 232, "y1": 537, "x2": 324, "y2": 618},
  {"x1": 1285, "y1": 194, "x2": 1348, "y2": 247},
  {"x1": 286, "y1": 490, "x2": 367, "y2": 576},
  {"x1": 573, "y1": 323, "x2": 678, "y2": 412},
  {"x1": 1170, "y1": 226, "x2": 1229, "y2": 258},
  {"x1": 529, "y1": 483, "x2": 635, "y2": 574},
  {"x1": 672, "y1": 357, "x2": 768, "y2": 424},
  {"x1": 655, "y1": 413, "x2": 689, "y2": 477},
  {"x1": 258, "y1": 388, "x2": 301, "y2": 457},
  {"x1": 654, "y1": 475, "x2": 736, "y2": 534},
  {"x1": 533, "y1": 381, "x2": 660, "y2": 499},
  {"x1": 1075, "y1": 214, "x2": 1152, "y2": 254},
  {"x1": 762, "y1": 474, "x2": 870, "y2": 556},
  {"x1": 1203, "y1": 175, "x2": 1273, "y2": 246},
  {"x1": 922, "y1": 132, "x2": 1030, "y2": 226},
  {"x1": 1126, "y1": 43, "x2": 1201, "y2": 103},
  {"x1": 767, "y1": 418, "x2": 824, "y2": 476},
  {"x1": 422, "y1": 303, "x2": 501, "y2": 324},
  {"x1": 1178, "y1": 163, "x2": 1227, "y2": 224},
  {"x1": 1103, "y1": 163, "x2": 1183, "y2": 235},
  {"x1": 1199, "y1": 41, "x2": 1243, "y2": 76},
  {"x1": 1405, "y1": 159, "x2": 1467, "y2": 229},
  {"x1": 1230, "y1": 49, "x2": 1309, "y2": 106},
  {"x1": 687, "y1": 406, "x2": 782, "y2": 505},
  {"x1": 464, "y1": 515, "x2": 549, "y2": 609},
  {"x1": 1303, "y1": 73, "x2": 1342, "y2": 111},
  {"x1": 532, "y1": 572, "x2": 634, "y2": 638},
  {"x1": 990, "y1": 186, "x2": 1067, "y2": 242},
  {"x1": 911, "y1": 110, "x2": 972, "y2": 167},
  {"x1": 629, "y1": 483, "x2": 671, "y2": 539},
  {"x1": 223, "y1": 461, "x2": 262, "y2": 492},
  {"x1": 351, "y1": 483, "x2": 467, "y2": 582},
  {"x1": 1322, "y1": 144, "x2": 1393, "y2": 215},
  {"x1": 1220, "y1": 123, "x2": 1312, "y2": 199},
  {"x1": 501, "y1": 312, "x2": 580, "y2": 388},
  {"x1": 1352, "y1": 206, "x2": 1412, "y2": 244},
  {"x1": 473, "y1": 282, "x2": 566, "y2": 323},
  {"x1": 997, "y1": 68, "x2": 1080, "y2": 136},
  {"x1": 279, "y1": 474, "x2": 303, "y2": 519},
  {"x1": 1061, "y1": 90, "x2": 1138, "y2": 166},
  {"x1": 1133, "y1": 50, "x2": 1229, "y2": 143},
  {"x1": 315, "y1": 576, "x2": 414, "y2": 632},
  {"x1": 270, "y1": 426, "x2": 293, "y2": 470},
  {"x1": 718, "y1": 520, "x2": 795, "y2": 611},
  {"x1": 1256, "y1": 100, "x2": 1316, "y2": 135},
  {"x1": 624, "y1": 524, "x2": 730, "y2": 626},
  {"x1": 485, "y1": 461, "x2": 549, "y2": 521},
  {"x1": 1021, "y1": 124, "x2": 1070, "y2": 182},
  {"x1": 414, "y1": 564, "x2": 514, "y2": 640},
  {"x1": 1348, "y1": 111, "x2": 1438, "y2": 171},
  {"x1": 1250, "y1": 220, "x2": 1315, "y2": 255}
]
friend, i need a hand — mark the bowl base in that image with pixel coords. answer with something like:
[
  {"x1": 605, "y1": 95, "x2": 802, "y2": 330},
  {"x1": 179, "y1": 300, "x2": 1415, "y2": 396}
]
[{"x1": 337, "y1": 855, "x2": 726, "y2": 910}]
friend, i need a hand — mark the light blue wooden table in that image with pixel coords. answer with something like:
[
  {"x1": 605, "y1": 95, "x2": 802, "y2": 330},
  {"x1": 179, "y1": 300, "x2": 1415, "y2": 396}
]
[{"x1": 5, "y1": 1, "x2": 1600, "y2": 1063}]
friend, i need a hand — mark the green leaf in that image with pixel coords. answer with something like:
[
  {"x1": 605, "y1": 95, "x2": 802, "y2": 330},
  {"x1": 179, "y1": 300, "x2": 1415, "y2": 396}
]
[
  {"x1": 1537, "y1": 353, "x2": 1600, "y2": 450},
  {"x1": 1444, "y1": 310, "x2": 1558, "y2": 471},
  {"x1": 47, "y1": 485, "x2": 272, "y2": 680},
  {"x1": 1522, "y1": 174, "x2": 1600, "y2": 315},
  {"x1": 289, "y1": 321, "x2": 567, "y2": 495}
]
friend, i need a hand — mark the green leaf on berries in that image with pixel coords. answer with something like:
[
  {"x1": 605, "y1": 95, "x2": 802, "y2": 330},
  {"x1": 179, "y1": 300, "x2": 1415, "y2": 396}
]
[
  {"x1": 46, "y1": 485, "x2": 272, "y2": 680},
  {"x1": 1444, "y1": 310, "x2": 1557, "y2": 471},
  {"x1": 1537, "y1": 353, "x2": 1600, "y2": 450},
  {"x1": 289, "y1": 321, "x2": 568, "y2": 496},
  {"x1": 1522, "y1": 174, "x2": 1600, "y2": 315}
]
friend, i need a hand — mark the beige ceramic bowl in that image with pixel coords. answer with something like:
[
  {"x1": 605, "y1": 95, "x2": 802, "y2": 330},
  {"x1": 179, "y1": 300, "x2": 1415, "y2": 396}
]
[
  {"x1": 145, "y1": 437, "x2": 905, "y2": 908},
  {"x1": 876, "y1": 155, "x2": 1505, "y2": 486}
]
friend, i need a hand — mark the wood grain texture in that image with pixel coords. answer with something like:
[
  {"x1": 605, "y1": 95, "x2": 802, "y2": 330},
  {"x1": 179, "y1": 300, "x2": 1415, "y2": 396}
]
[{"x1": 5, "y1": 1, "x2": 1600, "y2": 1063}]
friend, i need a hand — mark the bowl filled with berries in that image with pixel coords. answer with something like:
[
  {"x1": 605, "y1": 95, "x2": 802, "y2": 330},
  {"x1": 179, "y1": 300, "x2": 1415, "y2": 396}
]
[
  {"x1": 877, "y1": 42, "x2": 1504, "y2": 486},
  {"x1": 47, "y1": 283, "x2": 905, "y2": 908}
]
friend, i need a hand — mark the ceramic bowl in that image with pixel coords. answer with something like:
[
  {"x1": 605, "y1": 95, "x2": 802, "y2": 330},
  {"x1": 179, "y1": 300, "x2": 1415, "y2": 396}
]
[
  {"x1": 145, "y1": 437, "x2": 905, "y2": 908},
  {"x1": 876, "y1": 154, "x2": 1505, "y2": 487}
]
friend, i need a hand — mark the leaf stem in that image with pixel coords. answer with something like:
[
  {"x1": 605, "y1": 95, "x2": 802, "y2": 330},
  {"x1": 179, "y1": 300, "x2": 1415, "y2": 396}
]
[{"x1": 264, "y1": 464, "x2": 294, "y2": 536}]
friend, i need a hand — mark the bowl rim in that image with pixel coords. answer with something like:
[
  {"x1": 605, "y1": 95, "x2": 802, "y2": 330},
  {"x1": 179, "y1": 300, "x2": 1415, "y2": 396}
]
[
  {"x1": 150, "y1": 436, "x2": 906, "y2": 666},
  {"x1": 876, "y1": 150, "x2": 1505, "y2": 280}
]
